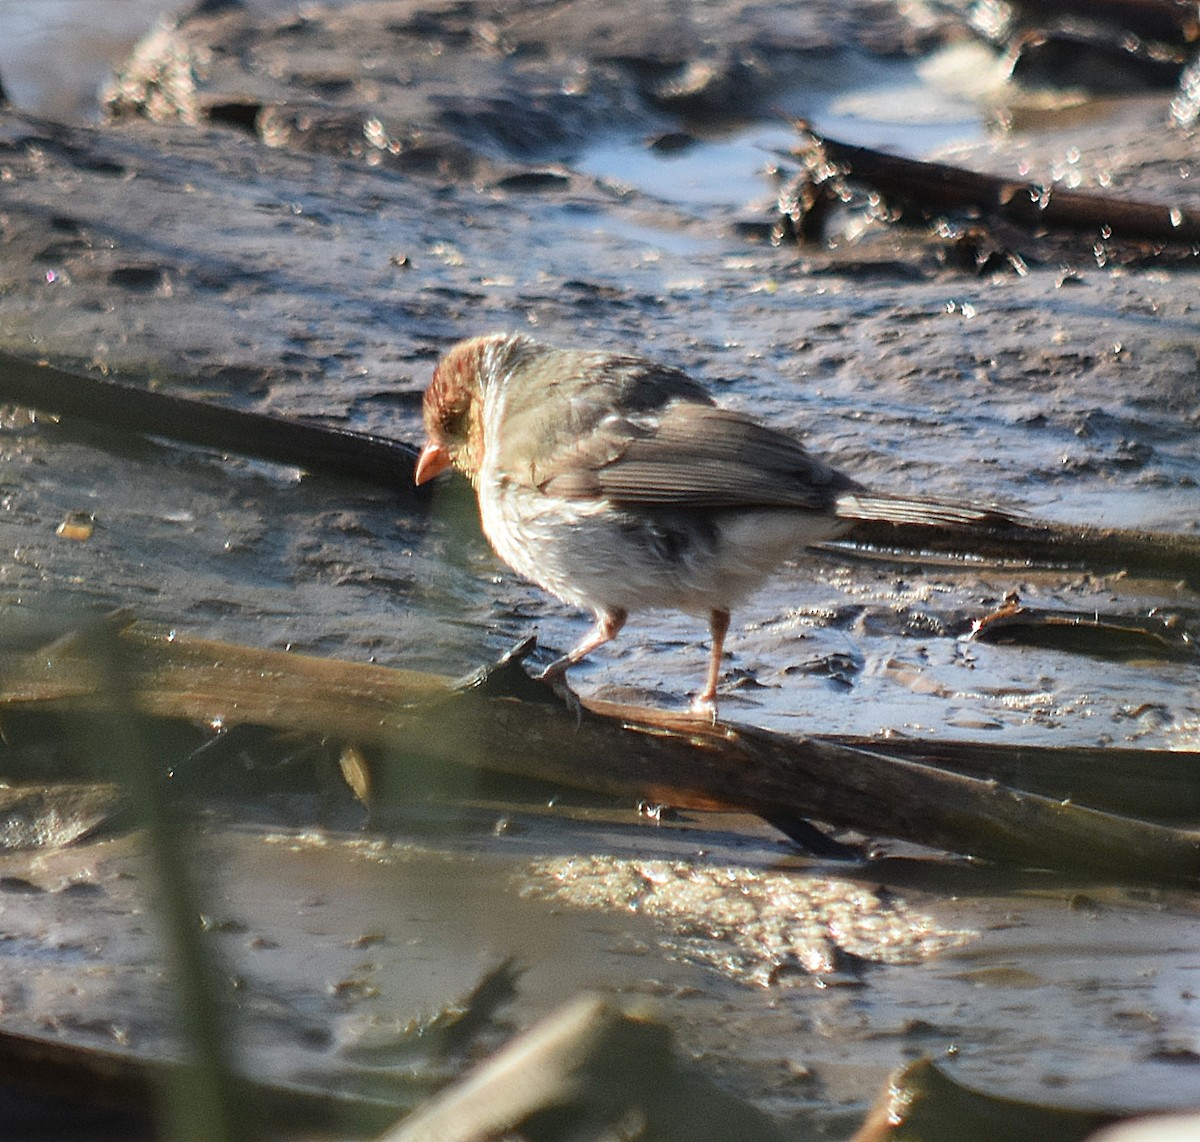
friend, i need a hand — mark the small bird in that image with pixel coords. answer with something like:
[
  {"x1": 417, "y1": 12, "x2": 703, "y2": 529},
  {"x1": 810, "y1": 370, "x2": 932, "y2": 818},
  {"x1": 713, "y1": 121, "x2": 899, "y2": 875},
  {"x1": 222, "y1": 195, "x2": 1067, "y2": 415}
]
[{"x1": 416, "y1": 332, "x2": 1014, "y2": 716}]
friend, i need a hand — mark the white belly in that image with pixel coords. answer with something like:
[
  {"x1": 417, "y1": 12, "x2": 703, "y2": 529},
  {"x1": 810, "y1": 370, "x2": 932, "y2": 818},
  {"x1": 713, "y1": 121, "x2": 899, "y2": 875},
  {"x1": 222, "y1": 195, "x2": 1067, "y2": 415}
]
[{"x1": 479, "y1": 480, "x2": 849, "y2": 619}]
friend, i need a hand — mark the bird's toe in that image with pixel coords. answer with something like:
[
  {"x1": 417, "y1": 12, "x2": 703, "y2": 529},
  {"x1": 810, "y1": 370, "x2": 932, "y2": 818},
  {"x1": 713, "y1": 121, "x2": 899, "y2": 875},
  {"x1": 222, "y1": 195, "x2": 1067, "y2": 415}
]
[{"x1": 689, "y1": 692, "x2": 720, "y2": 723}]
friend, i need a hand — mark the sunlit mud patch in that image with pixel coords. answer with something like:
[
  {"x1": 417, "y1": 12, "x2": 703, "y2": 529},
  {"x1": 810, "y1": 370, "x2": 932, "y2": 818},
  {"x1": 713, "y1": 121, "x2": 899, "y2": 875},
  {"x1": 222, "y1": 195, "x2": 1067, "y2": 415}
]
[{"x1": 522, "y1": 857, "x2": 975, "y2": 987}]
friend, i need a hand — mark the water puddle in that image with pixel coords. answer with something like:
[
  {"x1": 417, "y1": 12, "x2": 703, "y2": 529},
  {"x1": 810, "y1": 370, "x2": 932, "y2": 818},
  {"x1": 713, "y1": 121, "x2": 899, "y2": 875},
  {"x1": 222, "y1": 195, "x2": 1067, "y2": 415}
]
[
  {"x1": 576, "y1": 46, "x2": 1000, "y2": 214},
  {"x1": 581, "y1": 124, "x2": 798, "y2": 211}
]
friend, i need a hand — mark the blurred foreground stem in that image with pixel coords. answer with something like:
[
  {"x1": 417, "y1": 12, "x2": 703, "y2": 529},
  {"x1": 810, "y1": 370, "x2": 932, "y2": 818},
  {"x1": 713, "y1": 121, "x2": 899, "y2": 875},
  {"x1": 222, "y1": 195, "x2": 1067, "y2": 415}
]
[{"x1": 88, "y1": 625, "x2": 249, "y2": 1142}]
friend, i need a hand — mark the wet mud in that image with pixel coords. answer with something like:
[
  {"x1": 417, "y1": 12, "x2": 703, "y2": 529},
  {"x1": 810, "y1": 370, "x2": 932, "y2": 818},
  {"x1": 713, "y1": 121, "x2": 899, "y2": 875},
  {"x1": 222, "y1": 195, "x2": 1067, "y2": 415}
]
[{"x1": 1, "y1": 0, "x2": 1199, "y2": 1136}]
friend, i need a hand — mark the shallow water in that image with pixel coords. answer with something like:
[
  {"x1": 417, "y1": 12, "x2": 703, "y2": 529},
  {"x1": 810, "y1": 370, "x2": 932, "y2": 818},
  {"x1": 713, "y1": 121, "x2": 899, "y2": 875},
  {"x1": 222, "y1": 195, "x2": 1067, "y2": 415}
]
[{"x1": 577, "y1": 45, "x2": 995, "y2": 209}]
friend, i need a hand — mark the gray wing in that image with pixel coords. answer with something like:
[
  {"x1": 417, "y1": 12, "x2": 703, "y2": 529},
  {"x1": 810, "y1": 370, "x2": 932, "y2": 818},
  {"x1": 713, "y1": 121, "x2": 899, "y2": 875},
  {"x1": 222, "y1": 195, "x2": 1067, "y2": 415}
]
[{"x1": 536, "y1": 400, "x2": 858, "y2": 511}]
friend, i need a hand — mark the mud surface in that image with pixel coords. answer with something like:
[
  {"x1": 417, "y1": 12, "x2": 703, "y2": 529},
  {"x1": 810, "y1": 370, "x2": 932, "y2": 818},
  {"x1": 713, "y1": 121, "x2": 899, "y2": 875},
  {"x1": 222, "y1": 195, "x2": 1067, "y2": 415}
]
[
  {"x1": 3, "y1": 814, "x2": 1200, "y2": 1136},
  {"x1": 1, "y1": 0, "x2": 1199, "y2": 1136}
]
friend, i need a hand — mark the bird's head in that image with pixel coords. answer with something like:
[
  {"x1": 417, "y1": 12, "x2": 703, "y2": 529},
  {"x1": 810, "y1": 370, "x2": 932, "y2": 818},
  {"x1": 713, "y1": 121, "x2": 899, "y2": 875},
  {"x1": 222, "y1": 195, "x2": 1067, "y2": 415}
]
[{"x1": 415, "y1": 333, "x2": 522, "y2": 487}]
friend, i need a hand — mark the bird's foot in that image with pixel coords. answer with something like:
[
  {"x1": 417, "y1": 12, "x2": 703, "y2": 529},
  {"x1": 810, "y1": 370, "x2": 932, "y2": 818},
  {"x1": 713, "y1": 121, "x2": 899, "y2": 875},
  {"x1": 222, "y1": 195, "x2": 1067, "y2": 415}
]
[{"x1": 689, "y1": 692, "x2": 720, "y2": 724}]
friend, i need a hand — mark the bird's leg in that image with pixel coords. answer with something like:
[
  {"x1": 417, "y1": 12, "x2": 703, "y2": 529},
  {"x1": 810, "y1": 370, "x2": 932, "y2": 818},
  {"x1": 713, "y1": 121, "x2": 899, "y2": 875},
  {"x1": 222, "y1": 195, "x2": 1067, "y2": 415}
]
[
  {"x1": 691, "y1": 608, "x2": 730, "y2": 719},
  {"x1": 538, "y1": 607, "x2": 627, "y2": 687}
]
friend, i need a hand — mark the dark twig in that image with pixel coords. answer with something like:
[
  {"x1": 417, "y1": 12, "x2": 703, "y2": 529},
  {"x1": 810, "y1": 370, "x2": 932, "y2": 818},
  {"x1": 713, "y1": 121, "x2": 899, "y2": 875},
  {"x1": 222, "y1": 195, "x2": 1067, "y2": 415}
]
[
  {"x1": 824, "y1": 516, "x2": 1200, "y2": 589},
  {"x1": 781, "y1": 125, "x2": 1200, "y2": 252},
  {"x1": 0, "y1": 350, "x2": 422, "y2": 492}
]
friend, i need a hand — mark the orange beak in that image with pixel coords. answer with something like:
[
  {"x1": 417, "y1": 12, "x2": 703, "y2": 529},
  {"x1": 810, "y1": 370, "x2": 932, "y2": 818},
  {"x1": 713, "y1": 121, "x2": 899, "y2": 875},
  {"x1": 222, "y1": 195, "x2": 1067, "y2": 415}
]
[{"x1": 414, "y1": 441, "x2": 452, "y2": 485}]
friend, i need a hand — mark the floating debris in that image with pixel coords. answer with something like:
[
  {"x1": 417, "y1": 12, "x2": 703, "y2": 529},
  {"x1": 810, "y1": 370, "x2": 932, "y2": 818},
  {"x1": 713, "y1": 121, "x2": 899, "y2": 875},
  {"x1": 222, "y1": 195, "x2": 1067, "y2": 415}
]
[{"x1": 55, "y1": 511, "x2": 95, "y2": 542}]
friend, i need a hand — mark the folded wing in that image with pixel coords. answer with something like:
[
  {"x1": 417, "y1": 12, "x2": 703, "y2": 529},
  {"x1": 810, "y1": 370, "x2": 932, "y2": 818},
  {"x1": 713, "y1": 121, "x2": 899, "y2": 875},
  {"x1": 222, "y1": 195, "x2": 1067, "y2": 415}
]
[{"x1": 536, "y1": 401, "x2": 857, "y2": 512}]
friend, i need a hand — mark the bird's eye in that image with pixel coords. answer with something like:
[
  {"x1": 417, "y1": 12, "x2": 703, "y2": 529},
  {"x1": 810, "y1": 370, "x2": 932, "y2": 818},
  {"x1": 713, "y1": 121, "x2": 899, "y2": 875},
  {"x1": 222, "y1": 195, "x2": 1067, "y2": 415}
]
[
  {"x1": 441, "y1": 403, "x2": 464, "y2": 433},
  {"x1": 425, "y1": 361, "x2": 474, "y2": 442}
]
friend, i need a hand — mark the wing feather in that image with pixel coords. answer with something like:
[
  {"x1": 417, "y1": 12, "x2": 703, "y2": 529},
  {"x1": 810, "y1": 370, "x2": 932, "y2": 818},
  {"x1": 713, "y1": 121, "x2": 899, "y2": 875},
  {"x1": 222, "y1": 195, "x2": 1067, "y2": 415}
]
[{"x1": 537, "y1": 402, "x2": 856, "y2": 510}]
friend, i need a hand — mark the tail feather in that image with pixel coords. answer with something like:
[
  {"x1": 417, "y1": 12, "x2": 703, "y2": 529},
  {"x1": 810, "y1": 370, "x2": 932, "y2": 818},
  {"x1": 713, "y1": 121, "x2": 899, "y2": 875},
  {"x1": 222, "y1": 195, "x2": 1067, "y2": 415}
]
[{"x1": 833, "y1": 491, "x2": 1020, "y2": 529}]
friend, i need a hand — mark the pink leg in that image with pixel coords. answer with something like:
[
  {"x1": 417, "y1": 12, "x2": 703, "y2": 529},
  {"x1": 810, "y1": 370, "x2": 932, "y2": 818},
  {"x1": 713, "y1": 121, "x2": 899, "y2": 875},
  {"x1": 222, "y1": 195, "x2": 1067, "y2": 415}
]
[
  {"x1": 539, "y1": 607, "x2": 628, "y2": 681},
  {"x1": 691, "y1": 608, "x2": 730, "y2": 716}
]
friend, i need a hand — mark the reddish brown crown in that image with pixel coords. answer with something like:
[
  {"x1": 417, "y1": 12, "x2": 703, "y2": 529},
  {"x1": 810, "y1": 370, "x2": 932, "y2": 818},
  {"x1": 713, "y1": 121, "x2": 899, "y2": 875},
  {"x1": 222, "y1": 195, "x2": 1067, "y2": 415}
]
[{"x1": 420, "y1": 336, "x2": 500, "y2": 483}]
